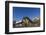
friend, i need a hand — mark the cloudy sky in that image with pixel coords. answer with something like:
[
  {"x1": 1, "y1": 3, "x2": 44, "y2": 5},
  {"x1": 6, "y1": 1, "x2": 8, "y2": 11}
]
[{"x1": 13, "y1": 7, "x2": 40, "y2": 21}]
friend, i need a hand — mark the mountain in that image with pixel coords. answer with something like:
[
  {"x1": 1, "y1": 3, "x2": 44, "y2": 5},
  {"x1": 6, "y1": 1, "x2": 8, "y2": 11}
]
[
  {"x1": 32, "y1": 17, "x2": 40, "y2": 27},
  {"x1": 32, "y1": 17, "x2": 40, "y2": 22},
  {"x1": 13, "y1": 17, "x2": 33, "y2": 27},
  {"x1": 21, "y1": 17, "x2": 33, "y2": 27},
  {"x1": 13, "y1": 16, "x2": 40, "y2": 28}
]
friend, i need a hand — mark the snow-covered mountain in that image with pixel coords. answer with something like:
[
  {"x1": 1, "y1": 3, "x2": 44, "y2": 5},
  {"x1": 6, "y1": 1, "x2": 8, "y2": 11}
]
[{"x1": 32, "y1": 17, "x2": 40, "y2": 22}]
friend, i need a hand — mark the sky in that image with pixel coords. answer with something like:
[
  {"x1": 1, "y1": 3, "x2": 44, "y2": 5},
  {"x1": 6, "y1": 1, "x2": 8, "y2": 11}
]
[{"x1": 13, "y1": 7, "x2": 40, "y2": 21}]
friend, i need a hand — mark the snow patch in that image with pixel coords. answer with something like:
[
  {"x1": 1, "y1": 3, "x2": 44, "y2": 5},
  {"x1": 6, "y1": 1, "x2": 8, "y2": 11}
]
[{"x1": 16, "y1": 20, "x2": 22, "y2": 23}]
